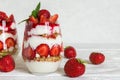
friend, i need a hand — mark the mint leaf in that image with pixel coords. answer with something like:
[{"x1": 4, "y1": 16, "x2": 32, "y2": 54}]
[
  {"x1": 31, "y1": 2, "x2": 40, "y2": 18},
  {"x1": 18, "y1": 2, "x2": 41, "y2": 24},
  {"x1": 35, "y1": 2, "x2": 40, "y2": 13},
  {"x1": 31, "y1": 10, "x2": 37, "y2": 18}
]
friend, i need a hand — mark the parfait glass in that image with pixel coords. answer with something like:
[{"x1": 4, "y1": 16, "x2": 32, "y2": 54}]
[
  {"x1": 0, "y1": 20, "x2": 19, "y2": 59},
  {"x1": 22, "y1": 21, "x2": 63, "y2": 74}
]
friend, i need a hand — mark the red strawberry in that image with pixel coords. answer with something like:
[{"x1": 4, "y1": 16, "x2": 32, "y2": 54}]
[
  {"x1": 5, "y1": 37, "x2": 15, "y2": 48},
  {"x1": 0, "y1": 41, "x2": 3, "y2": 51},
  {"x1": 36, "y1": 44, "x2": 50, "y2": 57},
  {"x1": 40, "y1": 15, "x2": 48, "y2": 23},
  {"x1": 89, "y1": 52, "x2": 105, "y2": 65},
  {"x1": 5, "y1": 14, "x2": 15, "y2": 30},
  {"x1": 64, "y1": 58, "x2": 85, "y2": 77},
  {"x1": 6, "y1": 14, "x2": 15, "y2": 23},
  {"x1": 0, "y1": 55, "x2": 15, "y2": 72},
  {"x1": 0, "y1": 11, "x2": 8, "y2": 21},
  {"x1": 28, "y1": 16, "x2": 38, "y2": 25},
  {"x1": 38, "y1": 9, "x2": 50, "y2": 19},
  {"x1": 50, "y1": 44, "x2": 61, "y2": 56},
  {"x1": 49, "y1": 14, "x2": 58, "y2": 23},
  {"x1": 64, "y1": 46, "x2": 76, "y2": 59},
  {"x1": 22, "y1": 45, "x2": 36, "y2": 60},
  {"x1": 7, "y1": 29, "x2": 17, "y2": 35}
]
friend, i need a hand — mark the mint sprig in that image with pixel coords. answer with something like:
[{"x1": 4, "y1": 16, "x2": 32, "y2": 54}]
[
  {"x1": 18, "y1": 2, "x2": 40, "y2": 24},
  {"x1": 30, "y1": 2, "x2": 40, "y2": 18}
]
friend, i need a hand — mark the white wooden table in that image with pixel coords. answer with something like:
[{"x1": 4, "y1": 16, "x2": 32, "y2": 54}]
[{"x1": 0, "y1": 43, "x2": 120, "y2": 80}]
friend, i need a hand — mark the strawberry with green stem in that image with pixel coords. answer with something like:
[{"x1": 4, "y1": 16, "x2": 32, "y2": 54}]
[{"x1": 64, "y1": 58, "x2": 86, "y2": 77}]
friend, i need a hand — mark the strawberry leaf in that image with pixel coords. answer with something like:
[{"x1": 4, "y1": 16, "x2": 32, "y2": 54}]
[
  {"x1": 31, "y1": 10, "x2": 37, "y2": 18},
  {"x1": 77, "y1": 58, "x2": 88, "y2": 64},
  {"x1": 35, "y1": 2, "x2": 40, "y2": 13}
]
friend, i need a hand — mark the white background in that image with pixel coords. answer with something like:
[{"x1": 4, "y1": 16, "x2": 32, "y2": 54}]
[
  {"x1": 0, "y1": 1, "x2": 120, "y2": 80},
  {"x1": 0, "y1": 0, "x2": 120, "y2": 46}
]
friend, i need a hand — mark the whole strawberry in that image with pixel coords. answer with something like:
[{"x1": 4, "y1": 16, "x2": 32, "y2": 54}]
[
  {"x1": 89, "y1": 52, "x2": 105, "y2": 65},
  {"x1": 38, "y1": 9, "x2": 51, "y2": 19},
  {"x1": 64, "y1": 46, "x2": 76, "y2": 59},
  {"x1": 0, "y1": 55, "x2": 15, "y2": 72},
  {"x1": 64, "y1": 58, "x2": 85, "y2": 77}
]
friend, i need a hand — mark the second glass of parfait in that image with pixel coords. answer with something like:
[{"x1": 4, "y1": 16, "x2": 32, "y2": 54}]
[{"x1": 0, "y1": 11, "x2": 19, "y2": 59}]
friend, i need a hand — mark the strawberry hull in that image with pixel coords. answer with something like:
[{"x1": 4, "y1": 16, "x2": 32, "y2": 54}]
[{"x1": 22, "y1": 22, "x2": 63, "y2": 74}]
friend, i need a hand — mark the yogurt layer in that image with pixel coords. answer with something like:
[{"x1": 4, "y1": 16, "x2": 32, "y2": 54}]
[
  {"x1": 24, "y1": 35, "x2": 62, "y2": 49},
  {"x1": 26, "y1": 59, "x2": 61, "y2": 73}
]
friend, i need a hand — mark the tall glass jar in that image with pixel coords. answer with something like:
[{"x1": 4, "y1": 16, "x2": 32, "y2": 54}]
[
  {"x1": 22, "y1": 22, "x2": 63, "y2": 74},
  {"x1": 22, "y1": 21, "x2": 63, "y2": 74}
]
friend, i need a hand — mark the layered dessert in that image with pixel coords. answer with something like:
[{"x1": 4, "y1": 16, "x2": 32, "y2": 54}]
[
  {"x1": 22, "y1": 2, "x2": 63, "y2": 73},
  {"x1": 0, "y1": 11, "x2": 18, "y2": 58}
]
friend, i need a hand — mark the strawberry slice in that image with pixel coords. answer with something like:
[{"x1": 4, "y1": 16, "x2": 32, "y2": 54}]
[
  {"x1": 22, "y1": 45, "x2": 36, "y2": 60},
  {"x1": 5, "y1": 37, "x2": 15, "y2": 48},
  {"x1": 0, "y1": 11, "x2": 8, "y2": 22},
  {"x1": 7, "y1": 29, "x2": 17, "y2": 35},
  {"x1": 50, "y1": 44, "x2": 61, "y2": 56},
  {"x1": 0, "y1": 41, "x2": 3, "y2": 51},
  {"x1": 40, "y1": 15, "x2": 48, "y2": 23},
  {"x1": 49, "y1": 14, "x2": 58, "y2": 23},
  {"x1": 28, "y1": 16, "x2": 38, "y2": 25},
  {"x1": 36, "y1": 44, "x2": 50, "y2": 57}
]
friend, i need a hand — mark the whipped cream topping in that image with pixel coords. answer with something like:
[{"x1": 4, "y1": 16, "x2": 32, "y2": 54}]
[
  {"x1": 0, "y1": 32, "x2": 17, "y2": 42},
  {"x1": 10, "y1": 23, "x2": 16, "y2": 29},
  {"x1": 28, "y1": 24, "x2": 60, "y2": 36}
]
